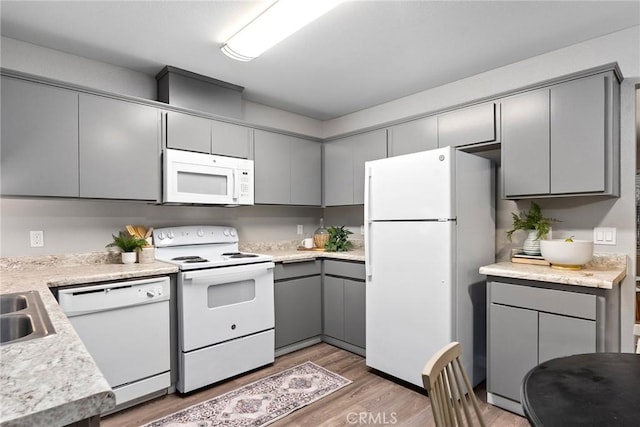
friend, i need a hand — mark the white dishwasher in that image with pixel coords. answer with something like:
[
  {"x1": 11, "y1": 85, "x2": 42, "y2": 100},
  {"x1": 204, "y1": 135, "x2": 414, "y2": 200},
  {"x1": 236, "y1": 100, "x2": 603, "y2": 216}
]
[{"x1": 58, "y1": 276, "x2": 171, "y2": 410}]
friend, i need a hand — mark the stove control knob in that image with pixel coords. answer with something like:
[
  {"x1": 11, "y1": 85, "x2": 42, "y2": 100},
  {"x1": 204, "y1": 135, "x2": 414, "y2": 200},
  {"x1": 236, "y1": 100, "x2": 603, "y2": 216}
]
[
  {"x1": 167, "y1": 231, "x2": 175, "y2": 239},
  {"x1": 229, "y1": 229, "x2": 236, "y2": 237},
  {"x1": 197, "y1": 228, "x2": 204, "y2": 237},
  {"x1": 223, "y1": 229, "x2": 230, "y2": 237},
  {"x1": 157, "y1": 231, "x2": 166, "y2": 240}
]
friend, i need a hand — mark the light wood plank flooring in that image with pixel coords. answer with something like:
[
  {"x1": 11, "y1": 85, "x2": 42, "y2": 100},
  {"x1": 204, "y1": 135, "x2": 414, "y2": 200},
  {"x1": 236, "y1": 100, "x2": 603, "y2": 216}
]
[{"x1": 102, "y1": 343, "x2": 528, "y2": 426}]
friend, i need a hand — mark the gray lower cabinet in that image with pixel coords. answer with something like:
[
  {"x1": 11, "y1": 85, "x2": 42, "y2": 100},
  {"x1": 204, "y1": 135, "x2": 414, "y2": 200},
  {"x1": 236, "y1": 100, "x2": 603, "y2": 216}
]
[
  {"x1": 502, "y1": 71, "x2": 619, "y2": 198},
  {"x1": 322, "y1": 260, "x2": 366, "y2": 354},
  {"x1": 274, "y1": 261, "x2": 322, "y2": 350},
  {"x1": 1, "y1": 76, "x2": 80, "y2": 197},
  {"x1": 79, "y1": 94, "x2": 161, "y2": 200},
  {"x1": 254, "y1": 130, "x2": 321, "y2": 205},
  {"x1": 324, "y1": 129, "x2": 387, "y2": 206},
  {"x1": 387, "y1": 116, "x2": 438, "y2": 157},
  {"x1": 166, "y1": 111, "x2": 252, "y2": 158},
  {"x1": 438, "y1": 102, "x2": 498, "y2": 148},
  {"x1": 487, "y1": 280, "x2": 599, "y2": 414}
]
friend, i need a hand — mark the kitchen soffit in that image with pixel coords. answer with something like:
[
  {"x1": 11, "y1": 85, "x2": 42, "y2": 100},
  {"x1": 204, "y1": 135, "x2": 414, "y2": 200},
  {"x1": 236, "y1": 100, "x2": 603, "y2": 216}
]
[{"x1": 0, "y1": 1, "x2": 638, "y2": 121}]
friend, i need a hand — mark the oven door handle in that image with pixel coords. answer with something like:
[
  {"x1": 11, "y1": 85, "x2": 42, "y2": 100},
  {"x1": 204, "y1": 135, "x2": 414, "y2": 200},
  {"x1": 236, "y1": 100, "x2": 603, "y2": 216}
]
[{"x1": 182, "y1": 262, "x2": 275, "y2": 284}]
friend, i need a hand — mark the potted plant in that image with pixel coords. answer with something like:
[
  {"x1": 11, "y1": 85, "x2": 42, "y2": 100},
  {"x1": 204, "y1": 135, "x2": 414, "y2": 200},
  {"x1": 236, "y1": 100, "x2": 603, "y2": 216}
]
[
  {"x1": 506, "y1": 202, "x2": 558, "y2": 255},
  {"x1": 324, "y1": 226, "x2": 353, "y2": 252},
  {"x1": 106, "y1": 232, "x2": 148, "y2": 264}
]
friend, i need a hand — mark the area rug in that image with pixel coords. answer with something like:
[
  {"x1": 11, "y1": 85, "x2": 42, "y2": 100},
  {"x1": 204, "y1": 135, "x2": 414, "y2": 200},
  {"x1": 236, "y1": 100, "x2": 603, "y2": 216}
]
[{"x1": 143, "y1": 362, "x2": 352, "y2": 427}]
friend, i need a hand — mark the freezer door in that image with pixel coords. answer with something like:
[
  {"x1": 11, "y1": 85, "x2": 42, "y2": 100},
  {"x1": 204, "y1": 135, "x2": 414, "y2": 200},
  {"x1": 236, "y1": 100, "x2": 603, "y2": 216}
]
[
  {"x1": 365, "y1": 220, "x2": 454, "y2": 387},
  {"x1": 365, "y1": 147, "x2": 454, "y2": 221}
]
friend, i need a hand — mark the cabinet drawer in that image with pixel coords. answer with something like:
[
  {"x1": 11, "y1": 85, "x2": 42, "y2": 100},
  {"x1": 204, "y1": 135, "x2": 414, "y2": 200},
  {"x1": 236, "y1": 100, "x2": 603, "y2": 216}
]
[
  {"x1": 274, "y1": 260, "x2": 321, "y2": 281},
  {"x1": 490, "y1": 282, "x2": 596, "y2": 320},
  {"x1": 324, "y1": 260, "x2": 365, "y2": 281}
]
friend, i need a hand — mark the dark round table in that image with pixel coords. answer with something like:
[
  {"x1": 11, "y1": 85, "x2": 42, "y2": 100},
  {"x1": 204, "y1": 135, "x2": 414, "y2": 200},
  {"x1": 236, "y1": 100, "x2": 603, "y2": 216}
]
[{"x1": 521, "y1": 353, "x2": 640, "y2": 427}]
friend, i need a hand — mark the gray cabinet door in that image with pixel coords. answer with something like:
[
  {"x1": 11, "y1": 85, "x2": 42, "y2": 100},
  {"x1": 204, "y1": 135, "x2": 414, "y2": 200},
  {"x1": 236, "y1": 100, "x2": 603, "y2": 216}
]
[
  {"x1": 274, "y1": 276, "x2": 322, "y2": 348},
  {"x1": 550, "y1": 74, "x2": 606, "y2": 194},
  {"x1": 166, "y1": 111, "x2": 210, "y2": 153},
  {"x1": 323, "y1": 276, "x2": 345, "y2": 340},
  {"x1": 291, "y1": 138, "x2": 321, "y2": 206},
  {"x1": 538, "y1": 312, "x2": 596, "y2": 363},
  {"x1": 1, "y1": 77, "x2": 79, "y2": 197},
  {"x1": 488, "y1": 303, "x2": 538, "y2": 403},
  {"x1": 351, "y1": 129, "x2": 387, "y2": 205},
  {"x1": 79, "y1": 94, "x2": 160, "y2": 200},
  {"x1": 438, "y1": 102, "x2": 497, "y2": 148},
  {"x1": 323, "y1": 139, "x2": 353, "y2": 206},
  {"x1": 211, "y1": 120, "x2": 252, "y2": 159},
  {"x1": 344, "y1": 279, "x2": 365, "y2": 348},
  {"x1": 502, "y1": 89, "x2": 550, "y2": 197},
  {"x1": 388, "y1": 116, "x2": 438, "y2": 157},
  {"x1": 254, "y1": 130, "x2": 291, "y2": 204}
]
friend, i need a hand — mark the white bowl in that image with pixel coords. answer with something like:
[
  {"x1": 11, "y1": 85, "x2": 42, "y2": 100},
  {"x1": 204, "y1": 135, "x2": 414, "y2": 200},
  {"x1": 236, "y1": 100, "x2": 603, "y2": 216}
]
[{"x1": 540, "y1": 239, "x2": 594, "y2": 270}]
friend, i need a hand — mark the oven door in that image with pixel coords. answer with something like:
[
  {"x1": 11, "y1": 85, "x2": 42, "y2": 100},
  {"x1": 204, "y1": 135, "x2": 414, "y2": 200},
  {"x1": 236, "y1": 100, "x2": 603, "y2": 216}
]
[
  {"x1": 178, "y1": 262, "x2": 275, "y2": 352},
  {"x1": 163, "y1": 149, "x2": 253, "y2": 205}
]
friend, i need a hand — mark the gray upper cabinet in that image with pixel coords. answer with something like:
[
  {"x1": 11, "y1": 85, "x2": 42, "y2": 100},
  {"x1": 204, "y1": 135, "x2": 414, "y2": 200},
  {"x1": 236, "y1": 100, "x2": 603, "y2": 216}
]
[
  {"x1": 388, "y1": 116, "x2": 438, "y2": 157},
  {"x1": 166, "y1": 111, "x2": 251, "y2": 159},
  {"x1": 502, "y1": 72, "x2": 619, "y2": 199},
  {"x1": 1, "y1": 77, "x2": 79, "y2": 197},
  {"x1": 79, "y1": 94, "x2": 160, "y2": 200},
  {"x1": 254, "y1": 130, "x2": 321, "y2": 206},
  {"x1": 438, "y1": 102, "x2": 498, "y2": 148},
  {"x1": 166, "y1": 111, "x2": 210, "y2": 153},
  {"x1": 324, "y1": 129, "x2": 387, "y2": 206},
  {"x1": 550, "y1": 75, "x2": 607, "y2": 194},
  {"x1": 211, "y1": 120, "x2": 252, "y2": 159},
  {"x1": 502, "y1": 88, "x2": 550, "y2": 196}
]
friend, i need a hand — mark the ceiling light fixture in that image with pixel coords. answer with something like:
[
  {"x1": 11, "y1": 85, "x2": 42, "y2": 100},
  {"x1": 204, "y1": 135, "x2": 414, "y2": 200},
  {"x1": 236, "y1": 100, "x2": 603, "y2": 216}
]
[{"x1": 221, "y1": 0, "x2": 343, "y2": 62}]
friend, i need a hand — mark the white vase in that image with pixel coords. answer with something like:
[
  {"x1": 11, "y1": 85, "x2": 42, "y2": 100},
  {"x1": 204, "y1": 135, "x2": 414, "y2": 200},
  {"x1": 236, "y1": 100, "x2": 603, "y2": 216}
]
[
  {"x1": 121, "y1": 251, "x2": 137, "y2": 264},
  {"x1": 523, "y1": 230, "x2": 541, "y2": 255}
]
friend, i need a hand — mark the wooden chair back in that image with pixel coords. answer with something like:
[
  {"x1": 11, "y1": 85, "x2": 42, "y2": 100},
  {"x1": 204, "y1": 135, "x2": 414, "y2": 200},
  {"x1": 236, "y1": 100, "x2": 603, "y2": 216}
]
[{"x1": 422, "y1": 342, "x2": 486, "y2": 427}]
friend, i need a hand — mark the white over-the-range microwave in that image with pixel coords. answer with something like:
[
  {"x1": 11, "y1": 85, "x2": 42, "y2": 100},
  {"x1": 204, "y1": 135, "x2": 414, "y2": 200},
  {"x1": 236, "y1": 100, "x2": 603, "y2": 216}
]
[{"x1": 163, "y1": 149, "x2": 254, "y2": 205}]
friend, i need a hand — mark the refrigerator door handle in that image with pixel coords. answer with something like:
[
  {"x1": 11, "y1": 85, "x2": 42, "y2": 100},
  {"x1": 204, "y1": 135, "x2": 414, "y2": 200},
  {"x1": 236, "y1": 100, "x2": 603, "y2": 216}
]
[
  {"x1": 365, "y1": 165, "x2": 373, "y2": 279},
  {"x1": 366, "y1": 220, "x2": 373, "y2": 278}
]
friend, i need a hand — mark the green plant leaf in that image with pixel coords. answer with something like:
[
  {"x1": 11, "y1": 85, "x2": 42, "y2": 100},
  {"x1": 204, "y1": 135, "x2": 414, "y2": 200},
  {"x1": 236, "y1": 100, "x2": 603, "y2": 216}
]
[
  {"x1": 324, "y1": 225, "x2": 353, "y2": 252},
  {"x1": 106, "y1": 231, "x2": 148, "y2": 252},
  {"x1": 505, "y1": 202, "x2": 559, "y2": 241}
]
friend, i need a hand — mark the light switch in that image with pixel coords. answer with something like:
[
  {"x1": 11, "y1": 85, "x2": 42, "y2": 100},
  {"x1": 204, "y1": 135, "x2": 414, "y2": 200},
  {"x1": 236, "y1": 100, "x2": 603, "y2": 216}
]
[{"x1": 593, "y1": 227, "x2": 616, "y2": 245}]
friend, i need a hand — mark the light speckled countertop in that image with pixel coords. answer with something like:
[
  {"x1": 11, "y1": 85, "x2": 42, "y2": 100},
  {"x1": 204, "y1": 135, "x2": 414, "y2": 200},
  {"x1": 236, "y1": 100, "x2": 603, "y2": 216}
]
[
  {"x1": 263, "y1": 248, "x2": 365, "y2": 263},
  {"x1": 479, "y1": 253, "x2": 627, "y2": 289},
  {"x1": 0, "y1": 253, "x2": 178, "y2": 426}
]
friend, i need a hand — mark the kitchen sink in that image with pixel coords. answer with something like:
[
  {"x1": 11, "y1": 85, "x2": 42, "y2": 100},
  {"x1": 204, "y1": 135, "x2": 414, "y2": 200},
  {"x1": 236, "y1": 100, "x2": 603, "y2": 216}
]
[
  {"x1": 0, "y1": 291, "x2": 55, "y2": 346},
  {"x1": 0, "y1": 294, "x2": 28, "y2": 314}
]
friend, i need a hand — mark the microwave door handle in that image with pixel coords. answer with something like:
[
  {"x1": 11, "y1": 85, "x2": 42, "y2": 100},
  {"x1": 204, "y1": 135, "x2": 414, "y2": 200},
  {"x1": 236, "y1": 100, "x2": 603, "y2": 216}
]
[{"x1": 232, "y1": 170, "x2": 240, "y2": 200}]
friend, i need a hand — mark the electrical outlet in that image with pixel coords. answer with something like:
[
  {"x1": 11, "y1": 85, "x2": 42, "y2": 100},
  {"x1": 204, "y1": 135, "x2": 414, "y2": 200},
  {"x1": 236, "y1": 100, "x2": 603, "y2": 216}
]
[
  {"x1": 30, "y1": 230, "x2": 44, "y2": 247},
  {"x1": 297, "y1": 225, "x2": 304, "y2": 235}
]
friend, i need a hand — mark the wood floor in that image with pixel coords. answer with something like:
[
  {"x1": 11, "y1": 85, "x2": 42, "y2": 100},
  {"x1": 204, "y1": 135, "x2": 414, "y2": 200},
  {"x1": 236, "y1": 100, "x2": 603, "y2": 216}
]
[{"x1": 101, "y1": 343, "x2": 529, "y2": 427}]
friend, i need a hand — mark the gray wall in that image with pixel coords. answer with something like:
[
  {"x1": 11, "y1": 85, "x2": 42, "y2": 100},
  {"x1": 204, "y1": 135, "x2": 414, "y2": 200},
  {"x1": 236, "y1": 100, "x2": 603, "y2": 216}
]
[{"x1": 0, "y1": 198, "x2": 321, "y2": 256}]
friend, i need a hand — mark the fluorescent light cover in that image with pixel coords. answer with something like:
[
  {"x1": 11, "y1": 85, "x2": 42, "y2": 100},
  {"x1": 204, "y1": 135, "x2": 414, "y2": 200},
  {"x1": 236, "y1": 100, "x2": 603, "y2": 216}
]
[{"x1": 221, "y1": 0, "x2": 343, "y2": 61}]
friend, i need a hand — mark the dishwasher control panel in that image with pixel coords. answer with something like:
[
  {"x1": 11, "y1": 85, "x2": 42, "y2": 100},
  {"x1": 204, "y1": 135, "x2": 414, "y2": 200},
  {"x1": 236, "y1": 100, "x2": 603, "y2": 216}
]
[
  {"x1": 139, "y1": 285, "x2": 165, "y2": 299},
  {"x1": 58, "y1": 277, "x2": 170, "y2": 317}
]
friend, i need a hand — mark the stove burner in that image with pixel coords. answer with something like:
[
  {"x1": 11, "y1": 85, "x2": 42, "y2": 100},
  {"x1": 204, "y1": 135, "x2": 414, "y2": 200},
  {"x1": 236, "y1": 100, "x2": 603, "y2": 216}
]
[
  {"x1": 222, "y1": 252, "x2": 259, "y2": 259},
  {"x1": 172, "y1": 256, "x2": 209, "y2": 263}
]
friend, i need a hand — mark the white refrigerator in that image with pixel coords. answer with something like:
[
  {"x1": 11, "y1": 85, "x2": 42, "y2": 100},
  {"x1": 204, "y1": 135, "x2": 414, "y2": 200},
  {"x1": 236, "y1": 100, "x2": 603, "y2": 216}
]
[{"x1": 364, "y1": 146, "x2": 494, "y2": 387}]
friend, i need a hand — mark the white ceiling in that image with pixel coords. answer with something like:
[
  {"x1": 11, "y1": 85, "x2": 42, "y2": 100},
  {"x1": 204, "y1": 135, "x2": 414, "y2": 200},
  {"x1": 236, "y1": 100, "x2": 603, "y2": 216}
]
[{"x1": 1, "y1": 1, "x2": 639, "y2": 121}]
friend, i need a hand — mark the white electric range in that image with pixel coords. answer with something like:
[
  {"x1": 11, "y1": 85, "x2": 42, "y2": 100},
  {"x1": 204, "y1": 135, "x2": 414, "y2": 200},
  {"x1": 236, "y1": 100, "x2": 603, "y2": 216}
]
[{"x1": 154, "y1": 225, "x2": 275, "y2": 393}]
